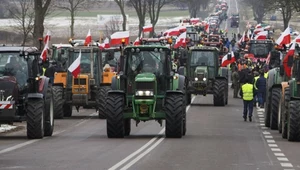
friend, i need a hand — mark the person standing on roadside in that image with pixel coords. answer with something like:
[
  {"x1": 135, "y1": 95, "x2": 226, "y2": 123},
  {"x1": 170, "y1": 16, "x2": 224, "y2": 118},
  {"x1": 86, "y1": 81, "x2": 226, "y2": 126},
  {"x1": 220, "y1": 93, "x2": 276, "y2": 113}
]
[
  {"x1": 232, "y1": 66, "x2": 240, "y2": 98},
  {"x1": 256, "y1": 71, "x2": 267, "y2": 108}
]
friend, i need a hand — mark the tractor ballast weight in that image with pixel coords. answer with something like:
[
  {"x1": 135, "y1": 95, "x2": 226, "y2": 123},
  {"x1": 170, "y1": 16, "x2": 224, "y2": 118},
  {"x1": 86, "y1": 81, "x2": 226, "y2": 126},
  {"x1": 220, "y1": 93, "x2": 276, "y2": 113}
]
[
  {"x1": 106, "y1": 45, "x2": 187, "y2": 138},
  {"x1": 183, "y1": 46, "x2": 228, "y2": 106},
  {"x1": 0, "y1": 46, "x2": 54, "y2": 139}
]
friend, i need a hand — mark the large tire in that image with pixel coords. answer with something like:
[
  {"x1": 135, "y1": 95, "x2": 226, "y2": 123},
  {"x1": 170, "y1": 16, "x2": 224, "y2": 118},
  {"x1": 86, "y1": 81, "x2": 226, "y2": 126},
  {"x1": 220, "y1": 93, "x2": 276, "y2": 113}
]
[
  {"x1": 124, "y1": 119, "x2": 131, "y2": 136},
  {"x1": 165, "y1": 94, "x2": 183, "y2": 138},
  {"x1": 26, "y1": 99, "x2": 44, "y2": 139},
  {"x1": 278, "y1": 97, "x2": 283, "y2": 133},
  {"x1": 213, "y1": 79, "x2": 226, "y2": 106},
  {"x1": 287, "y1": 101, "x2": 300, "y2": 141},
  {"x1": 265, "y1": 90, "x2": 271, "y2": 127},
  {"x1": 186, "y1": 93, "x2": 191, "y2": 105},
  {"x1": 182, "y1": 104, "x2": 187, "y2": 136},
  {"x1": 44, "y1": 86, "x2": 54, "y2": 136},
  {"x1": 63, "y1": 104, "x2": 72, "y2": 117},
  {"x1": 52, "y1": 86, "x2": 64, "y2": 119},
  {"x1": 106, "y1": 94, "x2": 124, "y2": 138},
  {"x1": 270, "y1": 88, "x2": 281, "y2": 130},
  {"x1": 282, "y1": 88, "x2": 290, "y2": 139},
  {"x1": 96, "y1": 86, "x2": 111, "y2": 119}
]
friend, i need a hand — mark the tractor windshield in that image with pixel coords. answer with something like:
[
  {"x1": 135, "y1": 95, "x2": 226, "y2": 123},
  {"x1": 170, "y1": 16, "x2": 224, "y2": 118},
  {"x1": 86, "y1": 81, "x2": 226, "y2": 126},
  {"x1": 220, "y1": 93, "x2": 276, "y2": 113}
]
[
  {"x1": 190, "y1": 51, "x2": 216, "y2": 67},
  {"x1": 0, "y1": 53, "x2": 31, "y2": 88},
  {"x1": 72, "y1": 51, "x2": 97, "y2": 74},
  {"x1": 126, "y1": 50, "x2": 167, "y2": 75},
  {"x1": 102, "y1": 51, "x2": 120, "y2": 71},
  {"x1": 249, "y1": 43, "x2": 271, "y2": 57}
]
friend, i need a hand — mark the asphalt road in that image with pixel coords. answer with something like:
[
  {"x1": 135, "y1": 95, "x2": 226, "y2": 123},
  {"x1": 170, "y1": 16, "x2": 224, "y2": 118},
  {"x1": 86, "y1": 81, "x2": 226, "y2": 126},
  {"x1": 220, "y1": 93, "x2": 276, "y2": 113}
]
[{"x1": 1, "y1": 0, "x2": 300, "y2": 170}]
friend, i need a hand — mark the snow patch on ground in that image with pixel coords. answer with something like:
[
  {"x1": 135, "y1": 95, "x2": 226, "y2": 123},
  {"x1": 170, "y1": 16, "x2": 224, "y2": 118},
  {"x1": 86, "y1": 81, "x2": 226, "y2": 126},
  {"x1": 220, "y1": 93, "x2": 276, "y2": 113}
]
[{"x1": 0, "y1": 124, "x2": 17, "y2": 133}]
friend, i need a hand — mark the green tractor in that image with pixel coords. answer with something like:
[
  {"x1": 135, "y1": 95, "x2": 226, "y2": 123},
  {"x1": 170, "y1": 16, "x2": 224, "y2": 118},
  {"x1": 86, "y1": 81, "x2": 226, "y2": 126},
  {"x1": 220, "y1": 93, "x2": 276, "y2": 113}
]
[
  {"x1": 281, "y1": 45, "x2": 300, "y2": 141},
  {"x1": 106, "y1": 45, "x2": 187, "y2": 138},
  {"x1": 180, "y1": 46, "x2": 228, "y2": 106},
  {"x1": 264, "y1": 50, "x2": 285, "y2": 130}
]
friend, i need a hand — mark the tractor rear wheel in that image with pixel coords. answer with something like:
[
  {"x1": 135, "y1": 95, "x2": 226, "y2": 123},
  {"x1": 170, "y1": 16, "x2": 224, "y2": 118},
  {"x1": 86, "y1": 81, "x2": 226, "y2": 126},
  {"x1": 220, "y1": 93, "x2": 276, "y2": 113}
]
[
  {"x1": 27, "y1": 99, "x2": 44, "y2": 139},
  {"x1": 52, "y1": 86, "x2": 64, "y2": 119},
  {"x1": 106, "y1": 94, "x2": 124, "y2": 138},
  {"x1": 282, "y1": 88, "x2": 290, "y2": 139},
  {"x1": 287, "y1": 101, "x2": 300, "y2": 141},
  {"x1": 124, "y1": 119, "x2": 131, "y2": 136},
  {"x1": 182, "y1": 103, "x2": 187, "y2": 136},
  {"x1": 270, "y1": 88, "x2": 281, "y2": 130},
  {"x1": 213, "y1": 79, "x2": 226, "y2": 106},
  {"x1": 44, "y1": 86, "x2": 54, "y2": 136},
  {"x1": 96, "y1": 86, "x2": 111, "y2": 119},
  {"x1": 165, "y1": 93, "x2": 183, "y2": 138}
]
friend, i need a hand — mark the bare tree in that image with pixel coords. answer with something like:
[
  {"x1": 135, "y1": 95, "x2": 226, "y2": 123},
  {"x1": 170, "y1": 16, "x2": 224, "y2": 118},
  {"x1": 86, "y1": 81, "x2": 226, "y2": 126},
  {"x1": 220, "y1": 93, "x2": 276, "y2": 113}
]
[
  {"x1": 273, "y1": 0, "x2": 297, "y2": 29},
  {"x1": 114, "y1": 0, "x2": 127, "y2": 31},
  {"x1": 128, "y1": 0, "x2": 148, "y2": 37},
  {"x1": 55, "y1": 0, "x2": 90, "y2": 38},
  {"x1": 105, "y1": 16, "x2": 121, "y2": 36},
  {"x1": 33, "y1": 0, "x2": 52, "y2": 48},
  {"x1": 8, "y1": 0, "x2": 35, "y2": 45},
  {"x1": 241, "y1": 0, "x2": 273, "y2": 24},
  {"x1": 292, "y1": 0, "x2": 300, "y2": 12},
  {"x1": 147, "y1": 0, "x2": 171, "y2": 37}
]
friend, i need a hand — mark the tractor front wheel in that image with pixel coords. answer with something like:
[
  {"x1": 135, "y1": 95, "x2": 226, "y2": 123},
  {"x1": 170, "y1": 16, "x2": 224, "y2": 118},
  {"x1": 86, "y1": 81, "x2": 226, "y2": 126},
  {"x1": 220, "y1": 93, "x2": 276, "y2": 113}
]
[
  {"x1": 165, "y1": 93, "x2": 184, "y2": 138},
  {"x1": 27, "y1": 99, "x2": 44, "y2": 139},
  {"x1": 96, "y1": 86, "x2": 111, "y2": 119},
  {"x1": 287, "y1": 101, "x2": 300, "y2": 141},
  {"x1": 270, "y1": 88, "x2": 281, "y2": 130},
  {"x1": 44, "y1": 86, "x2": 54, "y2": 136},
  {"x1": 106, "y1": 94, "x2": 124, "y2": 138},
  {"x1": 213, "y1": 79, "x2": 226, "y2": 106},
  {"x1": 52, "y1": 86, "x2": 64, "y2": 119}
]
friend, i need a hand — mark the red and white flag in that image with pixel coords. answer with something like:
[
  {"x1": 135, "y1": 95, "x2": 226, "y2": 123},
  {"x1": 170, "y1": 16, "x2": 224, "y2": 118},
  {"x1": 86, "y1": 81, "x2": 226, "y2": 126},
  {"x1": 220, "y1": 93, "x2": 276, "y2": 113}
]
[
  {"x1": 40, "y1": 40, "x2": 49, "y2": 61},
  {"x1": 68, "y1": 50, "x2": 81, "y2": 78},
  {"x1": 239, "y1": 31, "x2": 246, "y2": 43},
  {"x1": 99, "y1": 38, "x2": 110, "y2": 49},
  {"x1": 110, "y1": 31, "x2": 130, "y2": 45},
  {"x1": 174, "y1": 32, "x2": 187, "y2": 48},
  {"x1": 221, "y1": 51, "x2": 235, "y2": 67},
  {"x1": 276, "y1": 26, "x2": 291, "y2": 46},
  {"x1": 255, "y1": 23, "x2": 262, "y2": 29},
  {"x1": 84, "y1": 29, "x2": 92, "y2": 46},
  {"x1": 295, "y1": 34, "x2": 300, "y2": 43},
  {"x1": 44, "y1": 30, "x2": 51, "y2": 44},
  {"x1": 143, "y1": 25, "x2": 153, "y2": 32},
  {"x1": 133, "y1": 36, "x2": 140, "y2": 45},
  {"x1": 255, "y1": 31, "x2": 268, "y2": 40},
  {"x1": 163, "y1": 27, "x2": 181, "y2": 37},
  {"x1": 190, "y1": 18, "x2": 200, "y2": 24},
  {"x1": 282, "y1": 41, "x2": 295, "y2": 78},
  {"x1": 265, "y1": 52, "x2": 271, "y2": 65},
  {"x1": 205, "y1": 24, "x2": 210, "y2": 33},
  {"x1": 254, "y1": 27, "x2": 264, "y2": 34}
]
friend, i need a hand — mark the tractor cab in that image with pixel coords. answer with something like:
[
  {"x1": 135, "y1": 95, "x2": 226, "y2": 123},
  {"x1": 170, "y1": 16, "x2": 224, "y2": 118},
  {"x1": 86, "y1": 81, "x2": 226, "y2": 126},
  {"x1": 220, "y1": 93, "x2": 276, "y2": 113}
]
[
  {"x1": 245, "y1": 40, "x2": 274, "y2": 62},
  {"x1": 230, "y1": 14, "x2": 239, "y2": 28}
]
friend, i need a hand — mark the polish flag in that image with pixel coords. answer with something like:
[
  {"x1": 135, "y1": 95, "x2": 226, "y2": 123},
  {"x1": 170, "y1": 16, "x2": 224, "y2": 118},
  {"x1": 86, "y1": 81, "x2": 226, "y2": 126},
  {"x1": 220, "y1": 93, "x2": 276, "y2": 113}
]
[
  {"x1": 177, "y1": 26, "x2": 187, "y2": 33},
  {"x1": 239, "y1": 31, "x2": 245, "y2": 43},
  {"x1": 143, "y1": 25, "x2": 153, "y2": 32},
  {"x1": 99, "y1": 38, "x2": 110, "y2": 49},
  {"x1": 265, "y1": 52, "x2": 271, "y2": 65},
  {"x1": 264, "y1": 25, "x2": 271, "y2": 30},
  {"x1": 255, "y1": 23, "x2": 262, "y2": 28},
  {"x1": 221, "y1": 51, "x2": 235, "y2": 67},
  {"x1": 255, "y1": 31, "x2": 268, "y2": 40},
  {"x1": 68, "y1": 50, "x2": 81, "y2": 78},
  {"x1": 40, "y1": 41, "x2": 49, "y2": 61},
  {"x1": 254, "y1": 27, "x2": 264, "y2": 34},
  {"x1": 84, "y1": 29, "x2": 92, "y2": 46},
  {"x1": 163, "y1": 27, "x2": 180, "y2": 37},
  {"x1": 190, "y1": 18, "x2": 200, "y2": 24},
  {"x1": 110, "y1": 31, "x2": 130, "y2": 45},
  {"x1": 174, "y1": 32, "x2": 187, "y2": 48},
  {"x1": 205, "y1": 24, "x2": 210, "y2": 33},
  {"x1": 282, "y1": 41, "x2": 295, "y2": 78},
  {"x1": 276, "y1": 26, "x2": 291, "y2": 46},
  {"x1": 44, "y1": 30, "x2": 51, "y2": 44},
  {"x1": 133, "y1": 37, "x2": 140, "y2": 45},
  {"x1": 295, "y1": 34, "x2": 300, "y2": 43}
]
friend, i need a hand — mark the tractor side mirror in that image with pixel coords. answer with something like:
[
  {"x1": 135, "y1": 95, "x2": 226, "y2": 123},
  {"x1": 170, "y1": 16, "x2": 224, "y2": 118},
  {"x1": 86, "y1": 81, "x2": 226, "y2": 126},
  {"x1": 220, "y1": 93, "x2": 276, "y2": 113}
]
[
  {"x1": 287, "y1": 55, "x2": 293, "y2": 67},
  {"x1": 178, "y1": 66, "x2": 185, "y2": 75},
  {"x1": 279, "y1": 65, "x2": 284, "y2": 76}
]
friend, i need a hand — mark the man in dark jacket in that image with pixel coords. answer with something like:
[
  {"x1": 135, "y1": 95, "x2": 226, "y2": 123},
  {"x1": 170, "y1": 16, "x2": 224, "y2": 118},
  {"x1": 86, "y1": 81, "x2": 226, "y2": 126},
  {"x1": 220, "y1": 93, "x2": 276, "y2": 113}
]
[
  {"x1": 256, "y1": 71, "x2": 267, "y2": 108},
  {"x1": 240, "y1": 78, "x2": 256, "y2": 121}
]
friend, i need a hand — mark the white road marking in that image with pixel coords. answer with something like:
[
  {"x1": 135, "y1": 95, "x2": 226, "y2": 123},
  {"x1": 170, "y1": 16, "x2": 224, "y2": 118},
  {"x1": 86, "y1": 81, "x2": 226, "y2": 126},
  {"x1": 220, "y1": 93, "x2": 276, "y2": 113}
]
[
  {"x1": 0, "y1": 112, "x2": 96, "y2": 155},
  {"x1": 277, "y1": 157, "x2": 289, "y2": 161},
  {"x1": 271, "y1": 148, "x2": 281, "y2": 152},
  {"x1": 258, "y1": 115, "x2": 264, "y2": 118},
  {"x1": 260, "y1": 124, "x2": 265, "y2": 126},
  {"x1": 263, "y1": 131, "x2": 270, "y2": 135},
  {"x1": 275, "y1": 153, "x2": 285, "y2": 157},
  {"x1": 261, "y1": 127, "x2": 268, "y2": 129},
  {"x1": 257, "y1": 112, "x2": 263, "y2": 114},
  {"x1": 267, "y1": 140, "x2": 275, "y2": 143},
  {"x1": 264, "y1": 135, "x2": 273, "y2": 139},
  {"x1": 260, "y1": 120, "x2": 264, "y2": 123},
  {"x1": 268, "y1": 144, "x2": 278, "y2": 147},
  {"x1": 281, "y1": 163, "x2": 293, "y2": 168},
  {"x1": 109, "y1": 96, "x2": 196, "y2": 170}
]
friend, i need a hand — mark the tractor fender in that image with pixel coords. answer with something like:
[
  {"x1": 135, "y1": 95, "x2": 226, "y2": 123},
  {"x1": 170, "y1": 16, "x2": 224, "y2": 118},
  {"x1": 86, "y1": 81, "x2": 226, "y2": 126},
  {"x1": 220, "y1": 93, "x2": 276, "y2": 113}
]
[
  {"x1": 267, "y1": 68, "x2": 280, "y2": 90},
  {"x1": 178, "y1": 75, "x2": 186, "y2": 92},
  {"x1": 166, "y1": 90, "x2": 184, "y2": 96},
  {"x1": 215, "y1": 76, "x2": 227, "y2": 81},
  {"x1": 53, "y1": 83, "x2": 64, "y2": 87},
  {"x1": 111, "y1": 76, "x2": 118, "y2": 90},
  {"x1": 108, "y1": 90, "x2": 125, "y2": 99},
  {"x1": 218, "y1": 67, "x2": 228, "y2": 79},
  {"x1": 27, "y1": 93, "x2": 43, "y2": 99}
]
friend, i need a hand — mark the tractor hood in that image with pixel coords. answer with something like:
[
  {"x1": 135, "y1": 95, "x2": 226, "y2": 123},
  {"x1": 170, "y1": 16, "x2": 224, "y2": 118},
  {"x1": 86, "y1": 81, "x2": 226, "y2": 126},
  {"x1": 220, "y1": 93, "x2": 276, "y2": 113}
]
[
  {"x1": 0, "y1": 76, "x2": 18, "y2": 101},
  {"x1": 135, "y1": 73, "x2": 156, "y2": 82},
  {"x1": 194, "y1": 66, "x2": 208, "y2": 82}
]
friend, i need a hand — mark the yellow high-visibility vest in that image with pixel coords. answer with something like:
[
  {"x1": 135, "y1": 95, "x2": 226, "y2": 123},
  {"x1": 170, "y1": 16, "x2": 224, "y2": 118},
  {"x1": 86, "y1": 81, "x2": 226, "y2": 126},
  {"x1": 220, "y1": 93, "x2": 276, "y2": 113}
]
[{"x1": 242, "y1": 83, "x2": 254, "y2": 101}]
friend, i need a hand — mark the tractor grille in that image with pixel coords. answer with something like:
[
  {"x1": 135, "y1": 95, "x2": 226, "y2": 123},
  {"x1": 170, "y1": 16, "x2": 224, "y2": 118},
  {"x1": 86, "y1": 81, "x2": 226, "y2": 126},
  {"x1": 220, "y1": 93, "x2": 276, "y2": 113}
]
[
  {"x1": 197, "y1": 74, "x2": 204, "y2": 81},
  {"x1": 74, "y1": 78, "x2": 86, "y2": 85},
  {"x1": 135, "y1": 82, "x2": 154, "y2": 90}
]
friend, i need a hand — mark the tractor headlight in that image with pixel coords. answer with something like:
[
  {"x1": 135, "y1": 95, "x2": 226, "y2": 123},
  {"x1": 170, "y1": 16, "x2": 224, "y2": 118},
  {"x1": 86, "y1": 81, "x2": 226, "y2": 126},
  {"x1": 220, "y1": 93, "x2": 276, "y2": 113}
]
[
  {"x1": 135, "y1": 90, "x2": 154, "y2": 96},
  {"x1": 195, "y1": 77, "x2": 198, "y2": 81},
  {"x1": 203, "y1": 77, "x2": 207, "y2": 81}
]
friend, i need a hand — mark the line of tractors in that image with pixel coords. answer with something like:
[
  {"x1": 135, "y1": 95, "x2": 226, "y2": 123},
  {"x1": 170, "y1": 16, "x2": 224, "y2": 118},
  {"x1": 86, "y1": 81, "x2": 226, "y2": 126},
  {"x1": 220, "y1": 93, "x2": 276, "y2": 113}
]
[
  {"x1": 0, "y1": 31, "x2": 232, "y2": 139},
  {"x1": 265, "y1": 44, "x2": 300, "y2": 142}
]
